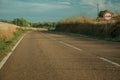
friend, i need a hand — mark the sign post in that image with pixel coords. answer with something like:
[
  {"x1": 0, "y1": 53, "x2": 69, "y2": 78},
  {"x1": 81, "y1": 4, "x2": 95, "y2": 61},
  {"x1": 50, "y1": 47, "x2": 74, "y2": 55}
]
[{"x1": 103, "y1": 12, "x2": 112, "y2": 38}]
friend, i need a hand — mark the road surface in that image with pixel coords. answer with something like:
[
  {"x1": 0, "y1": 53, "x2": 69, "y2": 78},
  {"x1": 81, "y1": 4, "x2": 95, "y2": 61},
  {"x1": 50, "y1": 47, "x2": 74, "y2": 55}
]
[{"x1": 0, "y1": 31, "x2": 120, "y2": 80}]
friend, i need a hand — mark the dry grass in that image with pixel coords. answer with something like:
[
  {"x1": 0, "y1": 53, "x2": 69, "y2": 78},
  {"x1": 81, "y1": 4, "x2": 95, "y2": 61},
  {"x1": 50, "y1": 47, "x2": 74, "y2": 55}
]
[
  {"x1": 56, "y1": 16, "x2": 120, "y2": 41},
  {"x1": 59, "y1": 16, "x2": 119, "y2": 24},
  {"x1": 0, "y1": 22, "x2": 19, "y2": 41},
  {"x1": 0, "y1": 22, "x2": 28, "y2": 59}
]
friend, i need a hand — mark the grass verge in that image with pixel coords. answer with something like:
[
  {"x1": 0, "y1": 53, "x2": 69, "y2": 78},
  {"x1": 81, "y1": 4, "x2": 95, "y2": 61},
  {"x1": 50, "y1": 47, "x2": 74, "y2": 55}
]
[{"x1": 0, "y1": 29, "x2": 29, "y2": 61}]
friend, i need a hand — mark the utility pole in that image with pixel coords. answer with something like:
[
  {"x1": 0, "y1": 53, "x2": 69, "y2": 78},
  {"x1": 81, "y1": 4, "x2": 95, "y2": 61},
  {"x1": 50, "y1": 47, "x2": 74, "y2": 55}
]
[{"x1": 97, "y1": 0, "x2": 99, "y2": 17}]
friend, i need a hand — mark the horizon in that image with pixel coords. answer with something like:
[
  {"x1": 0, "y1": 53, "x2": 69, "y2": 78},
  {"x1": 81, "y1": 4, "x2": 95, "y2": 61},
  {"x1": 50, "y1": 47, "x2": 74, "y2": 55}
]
[{"x1": 0, "y1": 0, "x2": 120, "y2": 22}]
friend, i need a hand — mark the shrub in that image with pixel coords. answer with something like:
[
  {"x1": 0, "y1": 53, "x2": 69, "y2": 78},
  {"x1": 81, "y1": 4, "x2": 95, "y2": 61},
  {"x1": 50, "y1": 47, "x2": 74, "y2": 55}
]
[{"x1": 55, "y1": 16, "x2": 120, "y2": 40}]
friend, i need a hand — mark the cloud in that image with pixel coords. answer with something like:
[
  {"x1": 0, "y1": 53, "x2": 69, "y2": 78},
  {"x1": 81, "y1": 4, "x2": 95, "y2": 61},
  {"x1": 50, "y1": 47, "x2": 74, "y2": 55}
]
[
  {"x1": 0, "y1": 0, "x2": 71, "y2": 14},
  {"x1": 26, "y1": 2, "x2": 71, "y2": 12},
  {"x1": 58, "y1": 2, "x2": 71, "y2": 5},
  {"x1": 80, "y1": 0, "x2": 120, "y2": 12},
  {"x1": 0, "y1": 0, "x2": 120, "y2": 22}
]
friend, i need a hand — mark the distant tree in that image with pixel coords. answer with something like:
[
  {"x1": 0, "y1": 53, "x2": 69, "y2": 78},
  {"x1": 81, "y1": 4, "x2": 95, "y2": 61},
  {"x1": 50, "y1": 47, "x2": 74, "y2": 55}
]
[
  {"x1": 32, "y1": 22, "x2": 56, "y2": 28},
  {"x1": 12, "y1": 18, "x2": 30, "y2": 27},
  {"x1": 0, "y1": 19, "x2": 9, "y2": 23},
  {"x1": 98, "y1": 10, "x2": 114, "y2": 18},
  {"x1": 98, "y1": 10, "x2": 109, "y2": 18}
]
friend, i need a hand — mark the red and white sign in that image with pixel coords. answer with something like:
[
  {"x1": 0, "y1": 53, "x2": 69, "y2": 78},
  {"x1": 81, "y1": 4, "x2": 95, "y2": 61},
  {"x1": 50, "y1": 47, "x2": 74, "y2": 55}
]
[{"x1": 104, "y1": 12, "x2": 112, "y2": 21}]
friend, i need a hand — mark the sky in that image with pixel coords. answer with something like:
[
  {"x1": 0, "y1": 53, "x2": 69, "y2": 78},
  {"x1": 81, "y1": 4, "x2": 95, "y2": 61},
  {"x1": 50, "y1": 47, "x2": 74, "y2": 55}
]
[{"x1": 0, "y1": 0, "x2": 120, "y2": 22}]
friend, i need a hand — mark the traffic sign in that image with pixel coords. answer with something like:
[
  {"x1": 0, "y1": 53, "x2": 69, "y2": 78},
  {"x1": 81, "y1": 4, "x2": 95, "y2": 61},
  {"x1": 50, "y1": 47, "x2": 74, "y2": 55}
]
[{"x1": 104, "y1": 12, "x2": 112, "y2": 21}]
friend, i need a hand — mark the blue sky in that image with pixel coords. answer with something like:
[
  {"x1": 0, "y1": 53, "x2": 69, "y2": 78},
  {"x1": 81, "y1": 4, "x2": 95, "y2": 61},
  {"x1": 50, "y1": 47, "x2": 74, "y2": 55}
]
[{"x1": 0, "y1": 0, "x2": 120, "y2": 22}]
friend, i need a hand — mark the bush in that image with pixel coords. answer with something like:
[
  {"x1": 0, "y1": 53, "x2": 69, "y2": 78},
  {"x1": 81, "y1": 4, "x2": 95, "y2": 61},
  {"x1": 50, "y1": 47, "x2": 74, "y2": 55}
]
[
  {"x1": 55, "y1": 16, "x2": 120, "y2": 41},
  {"x1": 12, "y1": 18, "x2": 31, "y2": 27}
]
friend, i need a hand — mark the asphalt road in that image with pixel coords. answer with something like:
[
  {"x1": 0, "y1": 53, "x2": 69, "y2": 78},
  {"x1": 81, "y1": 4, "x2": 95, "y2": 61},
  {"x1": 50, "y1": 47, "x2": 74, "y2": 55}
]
[{"x1": 0, "y1": 31, "x2": 120, "y2": 80}]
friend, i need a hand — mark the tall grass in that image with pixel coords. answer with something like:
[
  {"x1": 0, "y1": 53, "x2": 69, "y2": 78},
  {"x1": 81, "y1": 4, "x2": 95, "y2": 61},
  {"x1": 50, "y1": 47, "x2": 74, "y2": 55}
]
[
  {"x1": 0, "y1": 22, "x2": 28, "y2": 60},
  {"x1": 0, "y1": 22, "x2": 18, "y2": 41},
  {"x1": 55, "y1": 16, "x2": 120, "y2": 41}
]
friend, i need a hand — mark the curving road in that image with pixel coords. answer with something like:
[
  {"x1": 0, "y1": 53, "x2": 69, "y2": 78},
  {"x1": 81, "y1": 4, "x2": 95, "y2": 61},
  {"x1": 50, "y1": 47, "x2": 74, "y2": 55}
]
[{"x1": 0, "y1": 31, "x2": 120, "y2": 80}]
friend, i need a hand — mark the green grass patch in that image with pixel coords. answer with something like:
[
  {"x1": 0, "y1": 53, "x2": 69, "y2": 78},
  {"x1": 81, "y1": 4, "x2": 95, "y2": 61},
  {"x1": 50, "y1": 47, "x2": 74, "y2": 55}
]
[{"x1": 0, "y1": 29, "x2": 29, "y2": 60}]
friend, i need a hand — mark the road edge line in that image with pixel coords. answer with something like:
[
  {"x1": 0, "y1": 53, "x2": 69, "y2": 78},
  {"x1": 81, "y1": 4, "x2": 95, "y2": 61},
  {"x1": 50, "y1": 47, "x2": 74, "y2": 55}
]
[
  {"x1": 99, "y1": 57, "x2": 120, "y2": 67},
  {"x1": 0, "y1": 33, "x2": 27, "y2": 70},
  {"x1": 59, "y1": 41, "x2": 82, "y2": 51}
]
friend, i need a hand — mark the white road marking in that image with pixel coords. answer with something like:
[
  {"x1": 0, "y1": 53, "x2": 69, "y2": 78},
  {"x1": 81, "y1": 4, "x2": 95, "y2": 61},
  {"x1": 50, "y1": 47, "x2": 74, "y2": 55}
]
[
  {"x1": 59, "y1": 41, "x2": 82, "y2": 51},
  {"x1": 42, "y1": 34, "x2": 57, "y2": 41},
  {"x1": 99, "y1": 57, "x2": 120, "y2": 67},
  {"x1": 43, "y1": 33, "x2": 120, "y2": 67},
  {"x1": 60, "y1": 41, "x2": 120, "y2": 67},
  {"x1": 43, "y1": 34, "x2": 82, "y2": 51},
  {"x1": 0, "y1": 33, "x2": 26, "y2": 70}
]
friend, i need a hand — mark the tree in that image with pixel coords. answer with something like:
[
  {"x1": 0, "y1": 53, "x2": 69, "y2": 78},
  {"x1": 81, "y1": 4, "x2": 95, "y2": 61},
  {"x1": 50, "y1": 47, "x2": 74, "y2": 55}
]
[
  {"x1": 98, "y1": 10, "x2": 109, "y2": 18},
  {"x1": 12, "y1": 18, "x2": 30, "y2": 27}
]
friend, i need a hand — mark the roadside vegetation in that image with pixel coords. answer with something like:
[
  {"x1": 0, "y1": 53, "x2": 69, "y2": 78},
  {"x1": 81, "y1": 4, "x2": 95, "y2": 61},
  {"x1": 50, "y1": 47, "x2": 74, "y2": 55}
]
[
  {"x1": 12, "y1": 18, "x2": 31, "y2": 27},
  {"x1": 0, "y1": 22, "x2": 29, "y2": 61},
  {"x1": 55, "y1": 11, "x2": 120, "y2": 41},
  {"x1": 32, "y1": 22, "x2": 56, "y2": 30}
]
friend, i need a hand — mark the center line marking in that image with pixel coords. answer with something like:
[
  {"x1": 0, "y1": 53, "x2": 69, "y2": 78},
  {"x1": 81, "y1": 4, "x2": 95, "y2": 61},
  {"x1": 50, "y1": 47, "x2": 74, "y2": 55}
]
[
  {"x1": 99, "y1": 57, "x2": 120, "y2": 67},
  {"x1": 59, "y1": 41, "x2": 82, "y2": 51},
  {"x1": 43, "y1": 34, "x2": 82, "y2": 51},
  {"x1": 43, "y1": 34, "x2": 120, "y2": 67}
]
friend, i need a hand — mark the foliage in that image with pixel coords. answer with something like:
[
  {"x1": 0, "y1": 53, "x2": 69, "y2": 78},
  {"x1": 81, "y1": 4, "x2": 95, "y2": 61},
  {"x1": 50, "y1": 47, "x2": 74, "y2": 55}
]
[
  {"x1": 32, "y1": 22, "x2": 56, "y2": 30},
  {"x1": 32, "y1": 22, "x2": 56, "y2": 27},
  {"x1": 0, "y1": 19, "x2": 10, "y2": 23},
  {"x1": 55, "y1": 16, "x2": 120, "y2": 41},
  {"x1": 12, "y1": 18, "x2": 31, "y2": 27},
  {"x1": 98, "y1": 10, "x2": 113, "y2": 18}
]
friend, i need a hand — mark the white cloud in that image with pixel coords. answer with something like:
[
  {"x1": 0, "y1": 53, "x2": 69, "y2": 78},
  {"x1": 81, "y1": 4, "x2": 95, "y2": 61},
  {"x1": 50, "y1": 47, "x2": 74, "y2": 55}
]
[
  {"x1": 79, "y1": 0, "x2": 120, "y2": 13},
  {"x1": 80, "y1": 0, "x2": 97, "y2": 7},
  {"x1": 0, "y1": 0, "x2": 71, "y2": 14},
  {"x1": 58, "y1": 2, "x2": 71, "y2": 5}
]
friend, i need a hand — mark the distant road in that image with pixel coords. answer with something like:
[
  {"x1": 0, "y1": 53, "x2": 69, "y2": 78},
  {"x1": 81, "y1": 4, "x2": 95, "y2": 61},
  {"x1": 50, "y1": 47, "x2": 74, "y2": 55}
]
[{"x1": 0, "y1": 31, "x2": 120, "y2": 80}]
